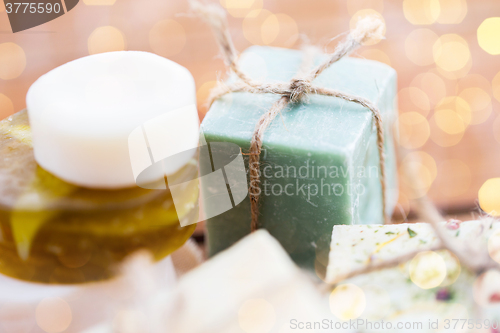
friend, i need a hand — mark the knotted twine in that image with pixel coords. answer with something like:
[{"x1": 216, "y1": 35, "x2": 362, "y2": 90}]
[{"x1": 192, "y1": 1, "x2": 389, "y2": 231}]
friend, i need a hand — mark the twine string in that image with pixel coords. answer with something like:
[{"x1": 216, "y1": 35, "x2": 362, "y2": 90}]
[{"x1": 192, "y1": 1, "x2": 389, "y2": 230}]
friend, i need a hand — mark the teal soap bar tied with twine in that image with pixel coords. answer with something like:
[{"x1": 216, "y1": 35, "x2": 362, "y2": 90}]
[{"x1": 195, "y1": 3, "x2": 399, "y2": 271}]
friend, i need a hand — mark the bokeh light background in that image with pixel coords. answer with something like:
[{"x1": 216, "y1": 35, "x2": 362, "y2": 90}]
[{"x1": 0, "y1": 0, "x2": 499, "y2": 218}]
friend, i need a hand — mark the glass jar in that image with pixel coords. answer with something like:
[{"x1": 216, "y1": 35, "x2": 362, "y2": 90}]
[{"x1": 0, "y1": 110, "x2": 198, "y2": 284}]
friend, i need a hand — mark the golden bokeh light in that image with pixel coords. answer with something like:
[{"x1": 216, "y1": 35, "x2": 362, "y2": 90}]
[
  {"x1": 220, "y1": 0, "x2": 263, "y2": 18},
  {"x1": 494, "y1": 115, "x2": 500, "y2": 145},
  {"x1": 492, "y1": 71, "x2": 500, "y2": 103},
  {"x1": 88, "y1": 26, "x2": 126, "y2": 55},
  {"x1": 149, "y1": 19, "x2": 186, "y2": 57},
  {"x1": 409, "y1": 251, "x2": 447, "y2": 289},
  {"x1": 409, "y1": 88, "x2": 432, "y2": 114},
  {"x1": 429, "y1": 116, "x2": 464, "y2": 147},
  {"x1": 456, "y1": 74, "x2": 491, "y2": 94},
  {"x1": 433, "y1": 96, "x2": 471, "y2": 134},
  {"x1": 401, "y1": 151, "x2": 437, "y2": 193},
  {"x1": 438, "y1": 250, "x2": 461, "y2": 287},
  {"x1": 477, "y1": 17, "x2": 500, "y2": 55},
  {"x1": 437, "y1": 159, "x2": 471, "y2": 198},
  {"x1": 0, "y1": 93, "x2": 14, "y2": 119},
  {"x1": 473, "y1": 270, "x2": 500, "y2": 307},
  {"x1": 238, "y1": 12, "x2": 299, "y2": 47},
  {"x1": 330, "y1": 284, "x2": 366, "y2": 320},
  {"x1": 197, "y1": 80, "x2": 218, "y2": 114},
  {"x1": 405, "y1": 29, "x2": 439, "y2": 66},
  {"x1": 350, "y1": 9, "x2": 386, "y2": 45},
  {"x1": 358, "y1": 48, "x2": 391, "y2": 66},
  {"x1": 403, "y1": 169, "x2": 432, "y2": 197},
  {"x1": 346, "y1": 0, "x2": 384, "y2": 16},
  {"x1": 398, "y1": 112, "x2": 431, "y2": 149},
  {"x1": 436, "y1": 0, "x2": 467, "y2": 24},
  {"x1": 437, "y1": 57, "x2": 472, "y2": 80},
  {"x1": 261, "y1": 14, "x2": 280, "y2": 45},
  {"x1": 83, "y1": 0, "x2": 116, "y2": 5},
  {"x1": 479, "y1": 178, "x2": 500, "y2": 216},
  {"x1": 433, "y1": 34, "x2": 470, "y2": 72},
  {"x1": 437, "y1": 96, "x2": 471, "y2": 126},
  {"x1": 243, "y1": 10, "x2": 279, "y2": 45},
  {"x1": 238, "y1": 299, "x2": 276, "y2": 333},
  {"x1": 411, "y1": 72, "x2": 447, "y2": 107},
  {"x1": 458, "y1": 87, "x2": 492, "y2": 125},
  {"x1": 488, "y1": 229, "x2": 500, "y2": 263},
  {"x1": 36, "y1": 298, "x2": 72, "y2": 333},
  {"x1": 403, "y1": 0, "x2": 440, "y2": 25},
  {"x1": 270, "y1": 14, "x2": 299, "y2": 48},
  {"x1": 0, "y1": 42, "x2": 26, "y2": 80},
  {"x1": 398, "y1": 87, "x2": 431, "y2": 116}
]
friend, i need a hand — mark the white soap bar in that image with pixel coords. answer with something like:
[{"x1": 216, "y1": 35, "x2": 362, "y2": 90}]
[
  {"x1": 26, "y1": 51, "x2": 199, "y2": 189},
  {"x1": 326, "y1": 220, "x2": 499, "y2": 283},
  {"x1": 157, "y1": 230, "x2": 335, "y2": 333},
  {"x1": 325, "y1": 221, "x2": 500, "y2": 332},
  {"x1": 84, "y1": 231, "x2": 342, "y2": 333}
]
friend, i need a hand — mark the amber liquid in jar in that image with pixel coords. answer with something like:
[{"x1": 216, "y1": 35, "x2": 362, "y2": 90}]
[{"x1": 0, "y1": 111, "x2": 198, "y2": 284}]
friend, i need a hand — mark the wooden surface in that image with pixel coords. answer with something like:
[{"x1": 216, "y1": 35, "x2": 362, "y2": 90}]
[{"x1": 1, "y1": 0, "x2": 499, "y2": 219}]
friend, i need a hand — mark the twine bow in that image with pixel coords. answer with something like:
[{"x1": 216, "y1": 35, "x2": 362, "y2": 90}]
[{"x1": 192, "y1": 1, "x2": 389, "y2": 231}]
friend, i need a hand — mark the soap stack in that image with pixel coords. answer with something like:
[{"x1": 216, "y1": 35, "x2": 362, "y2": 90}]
[{"x1": 0, "y1": 51, "x2": 200, "y2": 284}]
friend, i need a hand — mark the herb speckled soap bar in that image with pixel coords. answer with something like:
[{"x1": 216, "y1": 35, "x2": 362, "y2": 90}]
[{"x1": 201, "y1": 46, "x2": 398, "y2": 270}]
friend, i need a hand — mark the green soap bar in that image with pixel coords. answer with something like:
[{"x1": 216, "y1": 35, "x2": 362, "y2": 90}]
[{"x1": 201, "y1": 46, "x2": 398, "y2": 270}]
